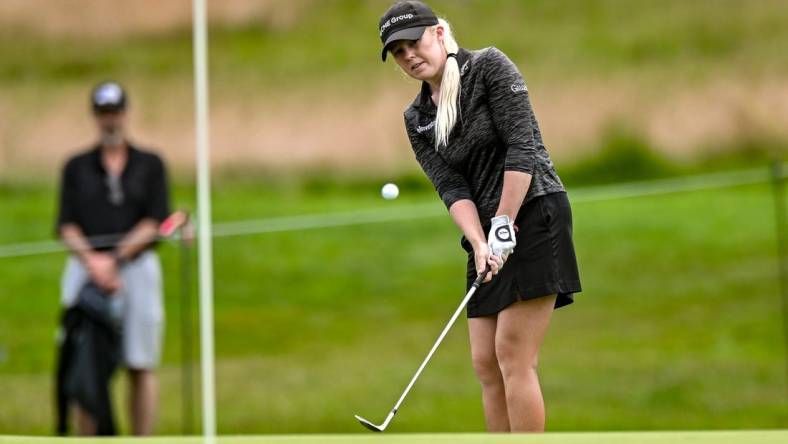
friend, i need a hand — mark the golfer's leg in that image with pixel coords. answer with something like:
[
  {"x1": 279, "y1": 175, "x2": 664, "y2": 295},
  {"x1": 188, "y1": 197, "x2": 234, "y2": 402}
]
[
  {"x1": 468, "y1": 316, "x2": 510, "y2": 432},
  {"x1": 495, "y1": 295, "x2": 557, "y2": 432},
  {"x1": 129, "y1": 368, "x2": 157, "y2": 435}
]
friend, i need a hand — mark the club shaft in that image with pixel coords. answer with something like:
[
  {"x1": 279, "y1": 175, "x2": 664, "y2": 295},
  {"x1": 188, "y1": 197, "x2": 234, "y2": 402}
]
[{"x1": 390, "y1": 272, "x2": 487, "y2": 413}]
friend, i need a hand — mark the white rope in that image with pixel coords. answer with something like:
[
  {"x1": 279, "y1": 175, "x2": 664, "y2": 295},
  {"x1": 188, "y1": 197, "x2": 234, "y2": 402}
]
[
  {"x1": 0, "y1": 165, "x2": 781, "y2": 260},
  {"x1": 570, "y1": 166, "x2": 771, "y2": 203}
]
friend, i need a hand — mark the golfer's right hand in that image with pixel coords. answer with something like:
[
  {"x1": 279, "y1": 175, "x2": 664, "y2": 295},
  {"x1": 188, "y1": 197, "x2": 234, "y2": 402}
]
[{"x1": 473, "y1": 243, "x2": 502, "y2": 283}]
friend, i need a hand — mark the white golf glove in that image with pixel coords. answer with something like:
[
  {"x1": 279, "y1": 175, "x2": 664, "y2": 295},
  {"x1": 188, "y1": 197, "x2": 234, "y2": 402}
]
[{"x1": 488, "y1": 215, "x2": 516, "y2": 261}]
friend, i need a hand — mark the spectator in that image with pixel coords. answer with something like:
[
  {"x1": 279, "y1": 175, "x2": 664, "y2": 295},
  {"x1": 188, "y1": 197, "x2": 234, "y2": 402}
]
[{"x1": 55, "y1": 81, "x2": 170, "y2": 436}]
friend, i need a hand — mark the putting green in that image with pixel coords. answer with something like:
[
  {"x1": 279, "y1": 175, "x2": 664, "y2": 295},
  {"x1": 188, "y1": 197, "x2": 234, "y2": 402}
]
[{"x1": 2, "y1": 430, "x2": 786, "y2": 444}]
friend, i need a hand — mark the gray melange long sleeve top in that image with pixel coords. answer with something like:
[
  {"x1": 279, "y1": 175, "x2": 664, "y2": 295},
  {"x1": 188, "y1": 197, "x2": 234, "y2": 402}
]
[{"x1": 403, "y1": 46, "x2": 565, "y2": 226}]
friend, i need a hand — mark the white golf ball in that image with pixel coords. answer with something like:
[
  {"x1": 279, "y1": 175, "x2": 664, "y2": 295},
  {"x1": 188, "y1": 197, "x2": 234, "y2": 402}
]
[{"x1": 381, "y1": 183, "x2": 399, "y2": 200}]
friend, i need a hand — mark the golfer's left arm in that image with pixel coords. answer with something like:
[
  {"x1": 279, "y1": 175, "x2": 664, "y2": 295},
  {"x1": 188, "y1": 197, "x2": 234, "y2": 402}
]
[
  {"x1": 496, "y1": 171, "x2": 532, "y2": 221},
  {"x1": 484, "y1": 47, "x2": 538, "y2": 222}
]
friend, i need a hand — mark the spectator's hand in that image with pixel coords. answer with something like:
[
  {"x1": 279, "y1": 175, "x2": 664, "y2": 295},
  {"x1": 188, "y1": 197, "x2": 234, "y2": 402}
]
[
  {"x1": 473, "y1": 242, "x2": 502, "y2": 283},
  {"x1": 85, "y1": 252, "x2": 122, "y2": 293}
]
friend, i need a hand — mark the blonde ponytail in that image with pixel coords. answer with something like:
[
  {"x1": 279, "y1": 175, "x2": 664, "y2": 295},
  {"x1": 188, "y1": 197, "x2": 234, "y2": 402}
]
[{"x1": 434, "y1": 18, "x2": 460, "y2": 150}]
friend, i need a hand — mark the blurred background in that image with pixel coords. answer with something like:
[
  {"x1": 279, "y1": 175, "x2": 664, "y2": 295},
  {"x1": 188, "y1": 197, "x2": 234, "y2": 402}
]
[{"x1": 0, "y1": 0, "x2": 786, "y2": 435}]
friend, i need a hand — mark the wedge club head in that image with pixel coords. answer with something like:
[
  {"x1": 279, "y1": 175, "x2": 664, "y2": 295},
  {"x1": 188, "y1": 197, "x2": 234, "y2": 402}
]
[
  {"x1": 355, "y1": 409, "x2": 396, "y2": 432},
  {"x1": 354, "y1": 415, "x2": 384, "y2": 432}
]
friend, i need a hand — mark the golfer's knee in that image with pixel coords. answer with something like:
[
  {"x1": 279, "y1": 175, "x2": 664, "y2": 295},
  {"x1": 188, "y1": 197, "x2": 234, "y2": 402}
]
[
  {"x1": 471, "y1": 349, "x2": 503, "y2": 387},
  {"x1": 495, "y1": 338, "x2": 538, "y2": 380}
]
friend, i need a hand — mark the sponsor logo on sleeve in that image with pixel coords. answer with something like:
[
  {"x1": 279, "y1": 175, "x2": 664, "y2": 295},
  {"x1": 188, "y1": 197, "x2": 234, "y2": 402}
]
[
  {"x1": 510, "y1": 81, "x2": 528, "y2": 93},
  {"x1": 416, "y1": 120, "x2": 436, "y2": 134}
]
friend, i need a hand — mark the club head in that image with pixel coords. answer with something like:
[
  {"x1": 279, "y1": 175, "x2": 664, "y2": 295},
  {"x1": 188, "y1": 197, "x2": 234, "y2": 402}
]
[{"x1": 354, "y1": 415, "x2": 384, "y2": 432}]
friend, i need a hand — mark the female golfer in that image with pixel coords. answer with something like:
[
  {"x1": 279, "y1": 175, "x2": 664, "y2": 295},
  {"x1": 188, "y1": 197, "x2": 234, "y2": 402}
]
[{"x1": 379, "y1": 1, "x2": 582, "y2": 432}]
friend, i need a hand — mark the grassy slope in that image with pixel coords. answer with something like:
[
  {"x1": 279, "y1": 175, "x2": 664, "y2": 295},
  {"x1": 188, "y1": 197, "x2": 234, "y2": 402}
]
[
  {"x1": 0, "y1": 177, "x2": 785, "y2": 434},
  {"x1": 1, "y1": 1, "x2": 786, "y2": 184},
  {"x1": 1, "y1": 0, "x2": 786, "y2": 89}
]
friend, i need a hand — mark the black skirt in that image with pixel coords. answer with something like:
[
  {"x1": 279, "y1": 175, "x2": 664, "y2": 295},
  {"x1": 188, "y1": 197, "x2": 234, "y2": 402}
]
[{"x1": 463, "y1": 191, "x2": 582, "y2": 318}]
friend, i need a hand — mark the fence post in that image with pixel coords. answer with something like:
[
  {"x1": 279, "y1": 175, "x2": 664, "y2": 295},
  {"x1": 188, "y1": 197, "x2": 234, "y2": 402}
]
[{"x1": 179, "y1": 220, "x2": 195, "y2": 434}]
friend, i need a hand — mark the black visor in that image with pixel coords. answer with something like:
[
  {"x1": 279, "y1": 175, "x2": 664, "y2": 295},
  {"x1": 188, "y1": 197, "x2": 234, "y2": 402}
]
[
  {"x1": 378, "y1": 1, "x2": 439, "y2": 61},
  {"x1": 381, "y1": 26, "x2": 429, "y2": 61}
]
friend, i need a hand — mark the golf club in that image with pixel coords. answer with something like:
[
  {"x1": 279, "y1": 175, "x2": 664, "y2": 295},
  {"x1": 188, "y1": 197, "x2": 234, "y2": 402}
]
[{"x1": 354, "y1": 263, "x2": 493, "y2": 432}]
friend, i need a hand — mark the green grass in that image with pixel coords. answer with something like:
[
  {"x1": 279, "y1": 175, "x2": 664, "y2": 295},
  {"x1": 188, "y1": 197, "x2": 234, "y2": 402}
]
[
  {"x1": 0, "y1": 173, "x2": 785, "y2": 435},
  {"x1": 2, "y1": 430, "x2": 788, "y2": 444}
]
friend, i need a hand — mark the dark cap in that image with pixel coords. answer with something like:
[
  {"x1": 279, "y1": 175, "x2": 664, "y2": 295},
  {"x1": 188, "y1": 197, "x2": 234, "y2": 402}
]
[
  {"x1": 91, "y1": 81, "x2": 127, "y2": 113},
  {"x1": 379, "y1": 1, "x2": 439, "y2": 61}
]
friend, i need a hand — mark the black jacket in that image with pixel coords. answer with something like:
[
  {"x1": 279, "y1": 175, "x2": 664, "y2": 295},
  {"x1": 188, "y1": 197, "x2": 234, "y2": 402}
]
[
  {"x1": 55, "y1": 283, "x2": 122, "y2": 435},
  {"x1": 404, "y1": 47, "x2": 565, "y2": 227}
]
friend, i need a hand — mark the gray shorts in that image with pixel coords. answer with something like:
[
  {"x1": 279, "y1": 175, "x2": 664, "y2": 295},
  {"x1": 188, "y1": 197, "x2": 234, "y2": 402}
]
[{"x1": 61, "y1": 250, "x2": 164, "y2": 369}]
